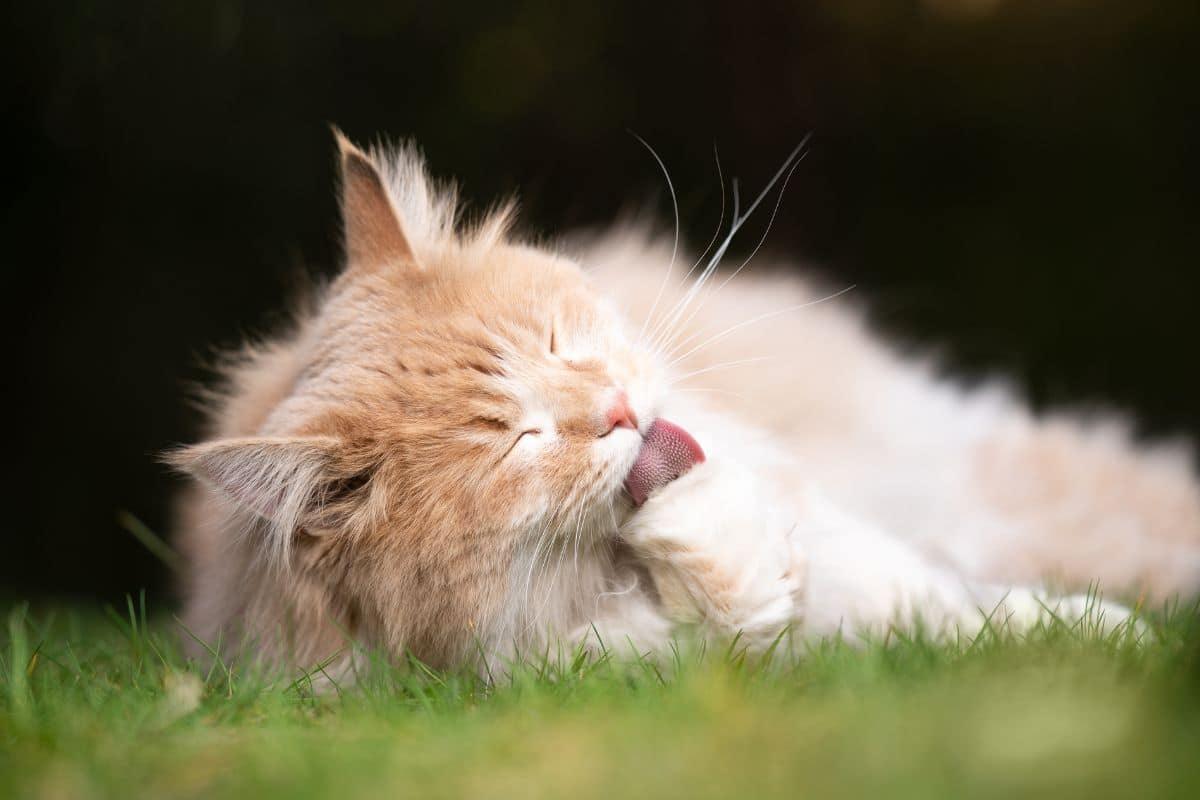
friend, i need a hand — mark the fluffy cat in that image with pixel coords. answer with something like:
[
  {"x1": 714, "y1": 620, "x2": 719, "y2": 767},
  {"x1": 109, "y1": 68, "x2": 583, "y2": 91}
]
[{"x1": 169, "y1": 132, "x2": 1200, "y2": 673}]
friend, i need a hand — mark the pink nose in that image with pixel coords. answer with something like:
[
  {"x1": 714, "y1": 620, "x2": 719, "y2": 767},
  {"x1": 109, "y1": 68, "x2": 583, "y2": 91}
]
[{"x1": 603, "y1": 392, "x2": 639, "y2": 435}]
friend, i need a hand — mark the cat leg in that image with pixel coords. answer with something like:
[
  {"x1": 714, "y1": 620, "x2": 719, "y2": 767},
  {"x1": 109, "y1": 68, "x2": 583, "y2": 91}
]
[
  {"x1": 623, "y1": 459, "x2": 1142, "y2": 648},
  {"x1": 625, "y1": 472, "x2": 997, "y2": 644},
  {"x1": 621, "y1": 459, "x2": 803, "y2": 649}
]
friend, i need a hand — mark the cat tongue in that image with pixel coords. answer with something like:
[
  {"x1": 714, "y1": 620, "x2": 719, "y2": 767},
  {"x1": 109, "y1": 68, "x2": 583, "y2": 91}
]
[{"x1": 624, "y1": 419, "x2": 706, "y2": 507}]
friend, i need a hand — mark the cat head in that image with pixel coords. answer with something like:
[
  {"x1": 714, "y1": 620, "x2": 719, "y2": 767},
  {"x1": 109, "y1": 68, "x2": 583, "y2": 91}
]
[{"x1": 169, "y1": 132, "x2": 668, "y2": 657}]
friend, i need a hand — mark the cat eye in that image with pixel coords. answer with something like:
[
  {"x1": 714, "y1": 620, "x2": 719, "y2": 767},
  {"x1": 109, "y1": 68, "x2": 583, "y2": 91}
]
[
  {"x1": 502, "y1": 427, "x2": 543, "y2": 459},
  {"x1": 548, "y1": 326, "x2": 558, "y2": 356}
]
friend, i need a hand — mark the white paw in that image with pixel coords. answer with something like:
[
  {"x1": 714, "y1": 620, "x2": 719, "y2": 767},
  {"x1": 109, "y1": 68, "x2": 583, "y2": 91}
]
[{"x1": 622, "y1": 460, "x2": 802, "y2": 647}]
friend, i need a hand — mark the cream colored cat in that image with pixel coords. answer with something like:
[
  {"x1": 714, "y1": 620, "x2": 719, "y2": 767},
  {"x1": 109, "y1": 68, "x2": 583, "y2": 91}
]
[{"x1": 169, "y1": 132, "x2": 1200, "y2": 673}]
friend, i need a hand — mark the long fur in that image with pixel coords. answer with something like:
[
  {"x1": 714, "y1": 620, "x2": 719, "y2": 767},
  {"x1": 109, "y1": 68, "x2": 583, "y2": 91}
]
[{"x1": 170, "y1": 135, "x2": 1200, "y2": 675}]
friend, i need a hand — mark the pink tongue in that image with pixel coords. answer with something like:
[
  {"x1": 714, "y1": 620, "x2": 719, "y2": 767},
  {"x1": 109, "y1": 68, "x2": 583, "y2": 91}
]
[{"x1": 624, "y1": 419, "x2": 706, "y2": 506}]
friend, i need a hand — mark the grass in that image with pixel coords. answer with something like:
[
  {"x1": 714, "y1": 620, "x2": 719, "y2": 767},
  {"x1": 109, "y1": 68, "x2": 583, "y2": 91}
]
[{"x1": 2, "y1": 598, "x2": 1199, "y2": 800}]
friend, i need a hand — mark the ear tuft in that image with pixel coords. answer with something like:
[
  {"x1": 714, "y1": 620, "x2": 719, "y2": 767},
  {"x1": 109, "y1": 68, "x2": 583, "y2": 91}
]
[{"x1": 333, "y1": 127, "x2": 417, "y2": 270}]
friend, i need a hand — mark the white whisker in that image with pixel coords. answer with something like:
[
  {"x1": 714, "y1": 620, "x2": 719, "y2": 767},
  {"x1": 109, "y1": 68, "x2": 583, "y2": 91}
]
[
  {"x1": 535, "y1": 501, "x2": 584, "y2": 628},
  {"x1": 630, "y1": 132, "x2": 680, "y2": 347},
  {"x1": 664, "y1": 151, "x2": 806, "y2": 357},
  {"x1": 667, "y1": 286, "x2": 855, "y2": 369},
  {"x1": 571, "y1": 501, "x2": 586, "y2": 581},
  {"x1": 670, "y1": 356, "x2": 774, "y2": 384},
  {"x1": 687, "y1": 144, "x2": 729, "y2": 285},
  {"x1": 649, "y1": 136, "x2": 812, "y2": 355},
  {"x1": 593, "y1": 574, "x2": 639, "y2": 621},
  {"x1": 670, "y1": 387, "x2": 751, "y2": 401},
  {"x1": 644, "y1": 144, "x2": 727, "y2": 347},
  {"x1": 522, "y1": 512, "x2": 557, "y2": 618}
]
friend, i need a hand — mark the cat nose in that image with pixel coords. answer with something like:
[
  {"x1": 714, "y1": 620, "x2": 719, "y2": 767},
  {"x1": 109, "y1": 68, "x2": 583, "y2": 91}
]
[{"x1": 602, "y1": 391, "x2": 639, "y2": 436}]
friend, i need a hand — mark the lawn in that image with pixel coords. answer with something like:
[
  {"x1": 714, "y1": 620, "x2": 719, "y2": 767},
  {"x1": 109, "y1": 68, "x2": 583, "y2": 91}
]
[{"x1": 2, "y1": 599, "x2": 1198, "y2": 799}]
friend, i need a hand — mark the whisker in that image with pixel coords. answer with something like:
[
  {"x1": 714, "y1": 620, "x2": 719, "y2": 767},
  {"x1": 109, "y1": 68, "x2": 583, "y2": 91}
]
[
  {"x1": 571, "y1": 501, "x2": 585, "y2": 581},
  {"x1": 670, "y1": 387, "x2": 752, "y2": 401},
  {"x1": 629, "y1": 132, "x2": 680, "y2": 347},
  {"x1": 664, "y1": 151, "x2": 806, "y2": 357},
  {"x1": 667, "y1": 285, "x2": 855, "y2": 368},
  {"x1": 594, "y1": 574, "x2": 639, "y2": 622},
  {"x1": 521, "y1": 532, "x2": 543, "y2": 612},
  {"x1": 649, "y1": 135, "x2": 812, "y2": 355},
  {"x1": 644, "y1": 143, "x2": 727, "y2": 346},
  {"x1": 535, "y1": 501, "x2": 585, "y2": 629},
  {"x1": 522, "y1": 514, "x2": 557, "y2": 617},
  {"x1": 647, "y1": 178, "x2": 740, "y2": 354},
  {"x1": 686, "y1": 143, "x2": 729, "y2": 286},
  {"x1": 670, "y1": 356, "x2": 774, "y2": 384}
]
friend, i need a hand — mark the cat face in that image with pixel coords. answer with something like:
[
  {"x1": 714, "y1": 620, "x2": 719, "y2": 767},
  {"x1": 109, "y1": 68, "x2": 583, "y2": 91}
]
[
  {"x1": 172, "y1": 134, "x2": 665, "y2": 658},
  {"x1": 305, "y1": 236, "x2": 661, "y2": 542}
]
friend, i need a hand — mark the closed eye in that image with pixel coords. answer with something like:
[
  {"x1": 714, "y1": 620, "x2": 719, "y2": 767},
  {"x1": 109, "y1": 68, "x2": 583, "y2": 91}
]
[
  {"x1": 502, "y1": 428, "x2": 543, "y2": 459},
  {"x1": 470, "y1": 415, "x2": 510, "y2": 433}
]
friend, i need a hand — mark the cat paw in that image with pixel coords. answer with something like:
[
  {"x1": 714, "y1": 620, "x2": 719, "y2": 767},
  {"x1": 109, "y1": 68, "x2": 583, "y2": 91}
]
[{"x1": 622, "y1": 459, "x2": 802, "y2": 647}]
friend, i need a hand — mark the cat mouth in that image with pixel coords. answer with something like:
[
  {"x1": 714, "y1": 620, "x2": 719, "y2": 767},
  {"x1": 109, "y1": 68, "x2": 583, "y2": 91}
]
[{"x1": 622, "y1": 418, "x2": 706, "y2": 507}]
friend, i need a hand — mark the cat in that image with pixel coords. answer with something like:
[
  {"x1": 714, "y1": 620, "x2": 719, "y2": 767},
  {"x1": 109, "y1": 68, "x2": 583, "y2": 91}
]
[{"x1": 168, "y1": 131, "x2": 1200, "y2": 674}]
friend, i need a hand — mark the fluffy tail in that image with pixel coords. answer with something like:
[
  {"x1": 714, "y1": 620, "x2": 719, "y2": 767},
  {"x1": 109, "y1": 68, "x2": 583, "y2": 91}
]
[{"x1": 965, "y1": 413, "x2": 1200, "y2": 602}]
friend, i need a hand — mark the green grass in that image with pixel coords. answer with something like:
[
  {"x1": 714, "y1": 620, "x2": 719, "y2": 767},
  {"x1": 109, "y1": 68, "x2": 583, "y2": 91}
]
[{"x1": 3, "y1": 599, "x2": 1199, "y2": 800}]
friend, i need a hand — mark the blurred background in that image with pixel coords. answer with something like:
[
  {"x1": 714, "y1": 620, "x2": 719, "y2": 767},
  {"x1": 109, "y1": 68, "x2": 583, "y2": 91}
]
[{"x1": 3, "y1": 0, "x2": 1196, "y2": 603}]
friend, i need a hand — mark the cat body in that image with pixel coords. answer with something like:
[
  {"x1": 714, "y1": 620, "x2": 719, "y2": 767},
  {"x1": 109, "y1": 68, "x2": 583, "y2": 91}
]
[{"x1": 171, "y1": 135, "x2": 1200, "y2": 672}]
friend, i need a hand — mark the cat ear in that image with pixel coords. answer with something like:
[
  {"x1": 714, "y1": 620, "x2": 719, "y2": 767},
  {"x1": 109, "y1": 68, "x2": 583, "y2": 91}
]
[
  {"x1": 167, "y1": 436, "x2": 365, "y2": 542},
  {"x1": 334, "y1": 128, "x2": 417, "y2": 270}
]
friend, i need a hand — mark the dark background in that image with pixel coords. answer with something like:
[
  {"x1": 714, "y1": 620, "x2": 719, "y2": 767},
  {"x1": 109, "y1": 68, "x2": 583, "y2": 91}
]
[{"x1": 4, "y1": 0, "x2": 1197, "y2": 603}]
